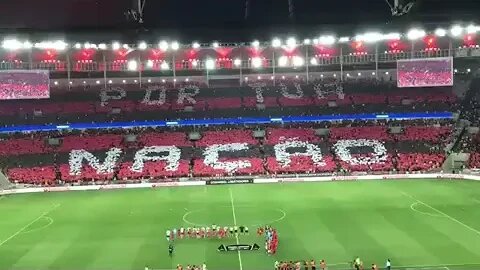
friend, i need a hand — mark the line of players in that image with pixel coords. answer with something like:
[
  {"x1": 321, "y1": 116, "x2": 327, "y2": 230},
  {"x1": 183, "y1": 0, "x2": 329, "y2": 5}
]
[
  {"x1": 259, "y1": 226, "x2": 278, "y2": 254},
  {"x1": 166, "y1": 225, "x2": 249, "y2": 241},
  {"x1": 274, "y1": 260, "x2": 327, "y2": 270}
]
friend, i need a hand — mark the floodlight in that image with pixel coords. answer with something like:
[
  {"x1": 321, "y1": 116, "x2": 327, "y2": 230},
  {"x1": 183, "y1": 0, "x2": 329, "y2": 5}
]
[
  {"x1": 212, "y1": 42, "x2": 219, "y2": 48},
  {"x1": 54, "y1": 81, "x2": 58, "y2": 85},
  {"x1": 112, "y1": 42, "x2": 121, "y2": 50},
  {"x1": 319, "y1": 35, "x2": 336, "y2": 45},
  {"x1": 338, "y1": 37, "x2": 350, "y2": 43},
  {"x1": 74, "y1": 43, "x2": 82, "y2": 49},
  {"x1": 272, "y1": 38, "x2": 282, "y2": 48},
  {"x1": 278, "y1": 56, "x2": 288, "y2": 67},
  {"x1": 312, "y1": 38, "x2": 319, "y2": 45},
  {"x1": 146, "y1": 60, "x2": 154, "y2": 68},
  {"x1": 108, "y1": 80, "x2": 113, "y2": 84},
  {"x1": 251, "y1": 57, "x2": 262, "y2": 68},
  {"x1": 303, "y1": 39, "x2": 311, "y2": 45},
  {"x1": 53, "y1": 40, "x2": 67, "y2": 50},
  {"x1": 127, "y1": 60, "x2": 138, "y2": 71},
  {"x1": 138, "y1": 41, "x2": 147, "y2": 50},
  {"x1": 450, "y1": 25, "x2": 463, "y2": 37},
  {"x1": 310, "y1": 57, "x2": 318, "y2": 66},
  {"x1": 192, "y1": 42, "x2": 200, "y2": 49},
  {"x1": 84, "y1": 42, "x2": 92, "y2": 49},
  {"x1": 257, "y1": 76, "x2": 262, "y2": 80},
  {"x1": 122, "y1": 80, "x2": 126, "y2": 83},
  {"x1": 205, "y1": 59, "x2": 215, "y2": 70},
  {"x1": 185, "y1": 78, "x2": 189, "y2": 82},
  {"x1": 286, "y1": 37, "x2": 297, "y2": 47},
  {"x1": 122, "y1": 44, "x2": 130, "y2": 49},
  {"x1": 96, "y1": 80, "x2": 101, "y2": 84},
  {"x1": 98, "y1": 43, "x2": 107, "y2": 50},
  {"x1": 23, "y1": 41, "x2": 32, "y2": 49},
  {"x1": 383, "y1": 33, "x2": 401, "y2": 40},
  {"x1": 2, "y1": 39, "x2": 22, "y2": 50},
  {"x1": 159, "y1": 41, "x2": 169, "y2": 51},
  {"x1": 148, "y1": 79, "x2": 152, "y2": 83},
  {"x1": 435, "y1": 28, "x2": 447, "y2": 37},
  {"x1": 356, "y1": 32, "x2": 383, "y2": 43},
  {"x1": 407, "y1": 28, "x2": 426, "y2": 40},
  {"x1": 251, "y1": 40, "x2": 260, "y2": 48},
  {"x1": 466, "y1": 24, "x2": 478, "y2": 34},
  {"x1": 292, "y1": 56, "x2": 304, "y2": 67},
  {"x1": 160, "y1": 62, "x2": 169, "y2": 70},
  {"x1": 191, "y1": 60, "x2": 198, "y2": 67},
  {"x1": 171, "y1": 41, "x2": 179, "y2": 50},
  {"x1": 234, "y1": 58, "x2": 242, "y2": 67}
]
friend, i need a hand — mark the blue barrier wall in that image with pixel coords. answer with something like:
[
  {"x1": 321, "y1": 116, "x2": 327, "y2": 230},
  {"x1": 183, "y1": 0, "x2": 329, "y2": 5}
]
[{"x1": 0, "y1": 112, "x2": 453, "y2": 134}]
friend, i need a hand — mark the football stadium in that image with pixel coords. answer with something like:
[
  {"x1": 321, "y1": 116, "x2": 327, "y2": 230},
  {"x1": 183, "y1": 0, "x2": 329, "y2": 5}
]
[{"x1": 1, "y1": 0, "x2": 480, "y2": 269}]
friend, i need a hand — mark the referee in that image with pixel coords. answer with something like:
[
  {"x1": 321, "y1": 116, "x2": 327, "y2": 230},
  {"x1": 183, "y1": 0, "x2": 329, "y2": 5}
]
[
  {"x1": 168, "y1": 243, "x2": 174, "y2": 257},
  {"x1": 386, "y1": 259, "x2": 391, "y2": 270}
]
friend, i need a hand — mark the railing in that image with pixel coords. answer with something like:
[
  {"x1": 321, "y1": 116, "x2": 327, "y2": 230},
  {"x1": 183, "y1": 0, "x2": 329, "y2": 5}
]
[{"x1": 0, "y1": 47, "x2": 477, "y2": 73}]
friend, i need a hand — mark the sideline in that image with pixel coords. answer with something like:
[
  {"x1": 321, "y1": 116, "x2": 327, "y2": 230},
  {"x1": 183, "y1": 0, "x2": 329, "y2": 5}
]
[
  {"x1": 1, "y1": 173, "x2": 479, "y2": 196},
  {"x1": 0, "y1": 203, "x2": 61, "y2": 247}
]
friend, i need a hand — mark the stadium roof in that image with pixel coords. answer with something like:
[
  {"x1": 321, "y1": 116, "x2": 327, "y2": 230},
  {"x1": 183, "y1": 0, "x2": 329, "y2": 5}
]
[{"x1": 0, "y1": 0, "x2": 477, "y2": 41}]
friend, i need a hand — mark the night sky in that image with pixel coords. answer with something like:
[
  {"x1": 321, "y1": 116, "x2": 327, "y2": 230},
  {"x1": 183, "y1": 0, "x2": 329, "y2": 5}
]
[{"x1": 0, "y1": 0, "x2": 477, "y2": 40}]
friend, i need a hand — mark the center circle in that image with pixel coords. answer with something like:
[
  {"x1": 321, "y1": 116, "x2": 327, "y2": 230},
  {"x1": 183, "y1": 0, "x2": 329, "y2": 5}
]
[{"x1": 182, "y1": 206, "x2": 286, "y2": 227}]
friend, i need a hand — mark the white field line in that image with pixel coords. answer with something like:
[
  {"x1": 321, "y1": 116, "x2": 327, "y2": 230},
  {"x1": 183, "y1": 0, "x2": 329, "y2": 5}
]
[
  {"x1": 229, "y1": 188, "x2": 243, "y2": 270},
  {"x1": 401, "y1": 191, "x2": 480, "y2": 237},
  {"x1": 0, "y1": 203, "x2": 60, "y2": 247}
]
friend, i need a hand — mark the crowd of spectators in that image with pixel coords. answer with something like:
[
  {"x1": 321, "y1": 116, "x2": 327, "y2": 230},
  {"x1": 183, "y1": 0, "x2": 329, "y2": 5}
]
[
  {"x1": 0, "y1": 71, "x2": 50, "y2": 100},
  {"x1": 0, "y1": 79, "x2": 457, "y2": 127},
  {"x1": 0, "y1": 120, "x2": 452, "y2": 186}
]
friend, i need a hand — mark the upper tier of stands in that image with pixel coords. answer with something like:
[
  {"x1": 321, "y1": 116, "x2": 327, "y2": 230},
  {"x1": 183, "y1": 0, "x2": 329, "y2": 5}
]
[{"x1": 0, "y1": 79, "x2": 457, "y2": 127}]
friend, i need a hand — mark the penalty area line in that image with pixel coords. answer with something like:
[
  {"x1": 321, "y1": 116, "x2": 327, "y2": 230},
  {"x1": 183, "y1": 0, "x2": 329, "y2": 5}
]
[
  {"x1": 229, "y1": 188, "x2": 243, "y2": 270},
  {"x1": 401, "y1": 191, "x2": 480, "y2": 238},
  {"x1": 0, "y1": 203, "x2": 61, "y2": 247}
]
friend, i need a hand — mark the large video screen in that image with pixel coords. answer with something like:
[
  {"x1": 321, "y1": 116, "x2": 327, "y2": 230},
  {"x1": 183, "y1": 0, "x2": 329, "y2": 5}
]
[
  {"x1": 0, "y1": 70, "x2": 50, "y2": 100},
  {"x1": 397, "y1": 57, "x2": 453, "y2": 88}
]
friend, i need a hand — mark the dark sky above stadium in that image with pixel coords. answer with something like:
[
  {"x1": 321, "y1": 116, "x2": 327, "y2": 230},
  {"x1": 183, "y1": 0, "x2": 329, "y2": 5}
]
[{"x1": 0, "y1": 0, "x2": 477, "y2": 41}]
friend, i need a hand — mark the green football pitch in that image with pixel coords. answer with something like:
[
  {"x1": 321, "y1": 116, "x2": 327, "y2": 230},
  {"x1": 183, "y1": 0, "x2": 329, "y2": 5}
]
[{"x1": 1, "y1": 179, "x2": 480, "y2": 270}]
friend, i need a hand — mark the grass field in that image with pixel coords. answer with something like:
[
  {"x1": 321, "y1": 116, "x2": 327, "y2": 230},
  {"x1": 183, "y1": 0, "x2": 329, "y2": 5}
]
[{"x1": 1, "y1": 179, "x2": 480, "y2": 270}]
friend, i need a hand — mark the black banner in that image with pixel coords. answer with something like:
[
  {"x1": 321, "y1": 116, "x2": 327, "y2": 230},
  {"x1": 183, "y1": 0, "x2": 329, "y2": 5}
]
[
  {"x1": 218, "y1": 244, "x2": 260, "y2": 252},
  {"x1": 206, "y1": 179, "x2": 253, "y2": 185}
]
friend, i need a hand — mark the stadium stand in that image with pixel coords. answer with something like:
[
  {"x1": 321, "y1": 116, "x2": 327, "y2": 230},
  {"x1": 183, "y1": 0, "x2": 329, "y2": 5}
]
[
  {"x1": 0, "y1": 79, "x2": 457, "y2": 127},
  {"x1": 0, "y1": 119, "x2": 452, "y2": 186}
]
